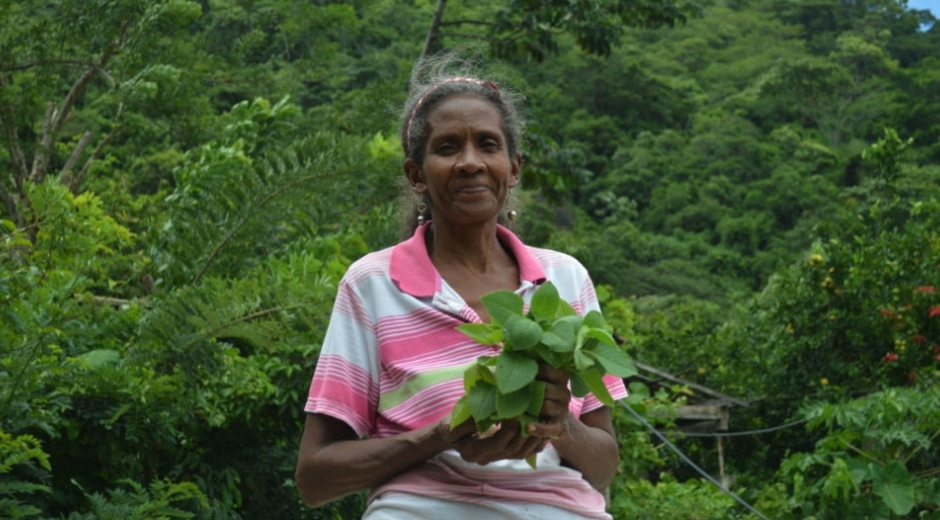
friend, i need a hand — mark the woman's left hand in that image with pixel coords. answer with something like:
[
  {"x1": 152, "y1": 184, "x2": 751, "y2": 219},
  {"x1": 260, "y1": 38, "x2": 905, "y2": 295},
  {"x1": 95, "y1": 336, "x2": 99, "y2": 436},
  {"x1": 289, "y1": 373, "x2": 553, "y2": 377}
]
[{"x1": 526, "y1": 363, "x2": 574, "y2": 440}]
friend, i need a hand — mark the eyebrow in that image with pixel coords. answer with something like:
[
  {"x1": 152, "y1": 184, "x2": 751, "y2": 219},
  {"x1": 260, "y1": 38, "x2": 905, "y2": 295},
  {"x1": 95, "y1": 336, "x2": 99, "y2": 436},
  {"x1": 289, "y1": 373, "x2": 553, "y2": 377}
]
[{"x1": 430, "y1": 127, "x2": 504, "y2": 144}]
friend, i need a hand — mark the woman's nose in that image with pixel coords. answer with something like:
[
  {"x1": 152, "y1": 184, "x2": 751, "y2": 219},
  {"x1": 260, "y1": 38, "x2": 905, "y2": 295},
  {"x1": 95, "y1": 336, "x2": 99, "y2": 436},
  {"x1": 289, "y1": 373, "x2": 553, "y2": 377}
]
[{"x1": 455, "y1": 145, "x2": 485, "y2": 173}]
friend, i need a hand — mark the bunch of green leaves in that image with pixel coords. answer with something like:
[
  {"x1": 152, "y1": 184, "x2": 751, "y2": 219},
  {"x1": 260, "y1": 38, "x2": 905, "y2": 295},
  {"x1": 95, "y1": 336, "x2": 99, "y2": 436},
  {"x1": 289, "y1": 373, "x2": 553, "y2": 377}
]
[
  {"x1": 776, "y1": 385, "x2": 940, "y2": 520},
  {"x1": 0, "y1": 429, "x2": 50, "y2": 520},
  {"x1": 449, "y1": 281, "x2": 637, "y2": 440}
]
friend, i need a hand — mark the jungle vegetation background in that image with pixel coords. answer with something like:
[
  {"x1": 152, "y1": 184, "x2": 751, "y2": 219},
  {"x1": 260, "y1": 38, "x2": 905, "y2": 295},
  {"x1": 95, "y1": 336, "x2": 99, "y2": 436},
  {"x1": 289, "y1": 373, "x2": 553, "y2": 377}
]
[{"x1": 2, "y1": 0, "x2": 940, "y2": 518}]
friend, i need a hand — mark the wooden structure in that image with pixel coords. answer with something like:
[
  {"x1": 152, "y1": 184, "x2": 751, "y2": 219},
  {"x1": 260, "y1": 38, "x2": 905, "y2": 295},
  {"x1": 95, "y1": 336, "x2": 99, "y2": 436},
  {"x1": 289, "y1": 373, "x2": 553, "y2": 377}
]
[{"x1": 626, "y1": 361, "x2": 750, "y2": 487}]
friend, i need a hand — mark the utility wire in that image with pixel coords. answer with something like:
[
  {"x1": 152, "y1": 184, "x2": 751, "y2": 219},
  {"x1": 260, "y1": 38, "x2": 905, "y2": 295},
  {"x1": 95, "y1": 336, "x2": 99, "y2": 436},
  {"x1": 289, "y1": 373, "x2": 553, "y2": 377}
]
[
  {"x1": 659, "y1": 419, "x2": 807, "y2": 438},
  {"x1": 618, "y1": 400, "x2": 770, "y2": 520}
]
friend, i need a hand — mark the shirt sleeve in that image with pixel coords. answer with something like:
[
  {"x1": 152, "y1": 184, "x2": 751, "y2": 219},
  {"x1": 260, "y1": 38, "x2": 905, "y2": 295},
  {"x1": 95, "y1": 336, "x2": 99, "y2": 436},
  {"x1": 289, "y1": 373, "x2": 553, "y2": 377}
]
[
  {"x1": 304, "y1": 274, "x2": 380, "y2": 438},
  {"x1": 577, "y1": 272, "x2": 629, "y2": 414}
]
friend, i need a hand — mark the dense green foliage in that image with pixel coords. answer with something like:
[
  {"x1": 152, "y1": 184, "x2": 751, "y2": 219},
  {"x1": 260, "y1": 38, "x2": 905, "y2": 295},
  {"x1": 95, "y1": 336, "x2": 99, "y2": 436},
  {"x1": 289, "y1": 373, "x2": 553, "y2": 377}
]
[{"x1": 2, "y1": 0, "x2": 939, "y2": 518}]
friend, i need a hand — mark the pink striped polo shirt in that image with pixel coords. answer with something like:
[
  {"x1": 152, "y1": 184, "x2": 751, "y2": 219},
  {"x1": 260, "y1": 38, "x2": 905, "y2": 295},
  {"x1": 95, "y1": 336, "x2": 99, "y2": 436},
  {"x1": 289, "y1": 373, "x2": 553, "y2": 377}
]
[{"x1": 305, "y1": 222, "x2": 627, "y2": 518}]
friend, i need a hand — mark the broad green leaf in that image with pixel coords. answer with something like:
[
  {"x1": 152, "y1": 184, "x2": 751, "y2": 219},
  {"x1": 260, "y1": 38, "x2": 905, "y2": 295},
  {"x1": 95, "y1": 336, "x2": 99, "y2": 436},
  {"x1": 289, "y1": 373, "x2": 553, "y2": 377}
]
[
  {"x1": 519, "y1": 413, "x2": 539, "y2": 434},
  {"x1": 506, "y1": 317, "x2": 542, "y2": 351},
  {"x1": 546, "y1": 315, "x2": 580, "y2": 351},
  {"x1": 846, "y1": 457, "x2": 869, "y2": 486},
  {"x1": 464, "y1": 362, "x2": 496, "y2": 391},
  {"x1": 570, "y1": 372, "x2": 590, "y2": 398},
  {"x1": 536, "y1": 347, "x2": 565, "y2": 368},
  {"x1": 520, "y1": 413, "x2": 540, "y2": 469},
  {"x1": 456, "y1": 323, "x2": 502, "y2": 345},
  {"x1": 573, "y1": 348, "x2": 594, "y2": 372},
  {"x1": 539, "y1": 331, "x2": 569, "y2": 353},
  {"x1": 81, "y1": 349, "x2": 120, "y2": 368},
  {"x1": 585, "y1": 343, "x2": 637, "y2": 378},
  {"x1": 582, "y1": 310, "x2": 606, "y2": 329},
  {"x1": 626, "y1": 381, "x2": 650, "y2": 403},
  {"x1": 474, "y1": 416, "x2": 496, "y2": 433},
  {"x1": 526, "y1": 380, "x2": 546, "y2": 416},
  {"x1": 872, "y1": 460, "x2": 915, "y2": 515},
  {"x1": 581, "y1": 326, "x2": 617, "y2": 347},
  {"x1": 528, "y1": 281, "x2": 559, "y2": 321},
  {"x1": 477, "y1": 355, "x2": 497, "y2": 367},
  {"x1": 496, "y1": 386, "x2": 531, "y2": 419},
  {"x1": 848, "y1": 493, "x2": 891, "y2": 520},
  {"x1": 581, "y1": 369, "x2": 616, "y2": 406},
  {"x1": 450, "y1": 396, "x2": 472, "y2": 429},
  {"x1": 554, "y1": 298, "x2": 578, "y2": 318},
  {"x1": 481, "y1": 291, "x2": 524, "y2": 325},
  {"x1": 495, "y1": 351, "x2": 539, "y2": 393},
  {"x1": 468, "y1": 382, "x2": 498, "y2": 421}
]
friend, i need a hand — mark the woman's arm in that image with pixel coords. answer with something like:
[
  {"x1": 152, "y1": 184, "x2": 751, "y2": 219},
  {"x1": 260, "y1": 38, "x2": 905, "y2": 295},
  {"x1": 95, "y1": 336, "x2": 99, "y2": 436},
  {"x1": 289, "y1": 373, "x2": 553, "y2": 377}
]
[
  {"x1": 295, "y1": 413, "x2": 448, "y2": 507},
  {"x1": 295, "y1": 412, "x2": 546, "y2": 507},
  {"x1": 535, "y1": 407, "x2": 619, "y2": 491},
  {"x1": 526, "y1": 364, "x2": 620, "y2": 491}
]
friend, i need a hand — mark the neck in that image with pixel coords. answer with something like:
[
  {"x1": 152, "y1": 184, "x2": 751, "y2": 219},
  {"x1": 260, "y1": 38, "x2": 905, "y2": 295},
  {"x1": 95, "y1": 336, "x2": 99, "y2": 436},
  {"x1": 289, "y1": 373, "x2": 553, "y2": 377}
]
[{"x1": 426, "y1": 220, "x2": 510, "y2": 274}]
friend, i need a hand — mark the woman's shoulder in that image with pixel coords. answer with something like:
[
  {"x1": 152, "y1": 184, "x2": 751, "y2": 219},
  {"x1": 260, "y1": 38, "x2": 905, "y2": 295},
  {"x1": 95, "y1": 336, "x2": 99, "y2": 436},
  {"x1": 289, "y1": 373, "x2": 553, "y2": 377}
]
[
  {"x1": 523, "y1": 244, "x2": 588, "y2": 273},
  {"x1": 341, "y1": 246, "x2": 396, "y2": 284}
]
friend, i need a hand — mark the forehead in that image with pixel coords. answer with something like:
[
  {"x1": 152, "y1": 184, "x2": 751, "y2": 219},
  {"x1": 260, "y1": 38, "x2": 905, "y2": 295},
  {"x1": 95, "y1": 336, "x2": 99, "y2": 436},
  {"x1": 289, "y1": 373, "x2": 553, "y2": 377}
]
[{"x1": 425, "y1": 94, "x2": 505, "y2": 135}]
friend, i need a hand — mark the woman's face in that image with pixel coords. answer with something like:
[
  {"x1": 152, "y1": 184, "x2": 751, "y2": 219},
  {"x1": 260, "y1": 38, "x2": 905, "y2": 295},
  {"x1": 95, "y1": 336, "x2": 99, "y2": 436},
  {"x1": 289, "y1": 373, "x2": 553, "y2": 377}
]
[{"x1": 405, "y1": 94, "x2": 521, "y2": 227}]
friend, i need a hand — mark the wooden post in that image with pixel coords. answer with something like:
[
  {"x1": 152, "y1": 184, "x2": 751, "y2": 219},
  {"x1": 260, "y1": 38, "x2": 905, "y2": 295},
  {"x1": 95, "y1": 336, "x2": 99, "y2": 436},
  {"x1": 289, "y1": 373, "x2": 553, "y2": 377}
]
[{"x1": 717, "y1": 436, "x2": 728, "y2": 488}]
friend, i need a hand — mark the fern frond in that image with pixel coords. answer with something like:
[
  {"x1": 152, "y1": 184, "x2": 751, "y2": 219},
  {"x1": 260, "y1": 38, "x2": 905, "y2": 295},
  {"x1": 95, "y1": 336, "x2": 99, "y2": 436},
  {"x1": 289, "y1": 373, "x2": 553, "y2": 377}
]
[{"x1": 156, "y1": 129, "x2": 387, "y2": 287}]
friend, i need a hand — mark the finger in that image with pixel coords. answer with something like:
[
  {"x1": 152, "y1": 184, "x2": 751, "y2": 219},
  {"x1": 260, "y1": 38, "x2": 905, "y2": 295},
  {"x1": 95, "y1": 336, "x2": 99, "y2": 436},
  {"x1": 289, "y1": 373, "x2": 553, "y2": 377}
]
[
  {"x1": 442, "y1": 417, "x2": 482, "y2": 445},
  {"x1": 538, "y1": 363, "x2": 569, "y2": 382},
  {"x1": 527, "y1": 421, "x2": 563, "y2": 439}
]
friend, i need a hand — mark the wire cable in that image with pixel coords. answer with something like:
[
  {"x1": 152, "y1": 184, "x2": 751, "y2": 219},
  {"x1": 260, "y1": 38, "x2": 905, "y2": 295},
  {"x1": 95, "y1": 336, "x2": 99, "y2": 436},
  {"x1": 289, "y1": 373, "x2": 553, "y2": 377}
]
[
  {"x1": 658, "y1": 419, "x2": 807, "y2": 438},
  {"x1": 618, "y1": 400, "x2": 770, "y2": 520}
]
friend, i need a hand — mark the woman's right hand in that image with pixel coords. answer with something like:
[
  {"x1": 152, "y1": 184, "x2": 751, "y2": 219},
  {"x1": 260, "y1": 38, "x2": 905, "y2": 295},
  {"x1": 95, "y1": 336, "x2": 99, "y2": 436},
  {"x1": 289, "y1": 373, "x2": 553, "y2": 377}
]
[{"x1": 438, "y1": 417, "x2": 546, "y2": 465}]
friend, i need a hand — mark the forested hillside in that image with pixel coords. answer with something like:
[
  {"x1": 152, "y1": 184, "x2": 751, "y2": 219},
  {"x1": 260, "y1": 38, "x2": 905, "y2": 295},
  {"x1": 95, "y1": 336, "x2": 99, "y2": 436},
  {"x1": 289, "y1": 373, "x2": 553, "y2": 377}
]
[{"x1": 2, "y1": 0, "x2": 939, "y2": 518}]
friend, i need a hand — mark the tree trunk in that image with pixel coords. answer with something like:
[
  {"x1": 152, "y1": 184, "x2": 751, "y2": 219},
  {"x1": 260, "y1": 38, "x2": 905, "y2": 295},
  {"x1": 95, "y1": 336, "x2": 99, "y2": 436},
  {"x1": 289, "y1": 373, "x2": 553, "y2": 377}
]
[{"x1": 419, "y1": 0, "x2": 448, "y2": 63}]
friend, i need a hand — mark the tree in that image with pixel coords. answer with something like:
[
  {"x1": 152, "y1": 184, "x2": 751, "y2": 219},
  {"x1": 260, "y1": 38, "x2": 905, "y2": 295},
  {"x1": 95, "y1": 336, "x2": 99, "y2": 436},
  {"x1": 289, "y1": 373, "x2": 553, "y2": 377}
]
[
  {"x1": 0, "y1": 0, "x2": 202, "y2": 234},
  {"x1": 420, "y1": 0, "x2": 701, "y2": 62}
]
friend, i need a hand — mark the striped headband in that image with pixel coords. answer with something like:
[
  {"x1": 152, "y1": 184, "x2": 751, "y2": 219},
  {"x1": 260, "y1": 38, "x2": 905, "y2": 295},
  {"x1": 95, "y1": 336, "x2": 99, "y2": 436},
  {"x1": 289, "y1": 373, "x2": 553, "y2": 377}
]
[{"x1": 404, "y1": 77, "x2": 500, "y2": 155}]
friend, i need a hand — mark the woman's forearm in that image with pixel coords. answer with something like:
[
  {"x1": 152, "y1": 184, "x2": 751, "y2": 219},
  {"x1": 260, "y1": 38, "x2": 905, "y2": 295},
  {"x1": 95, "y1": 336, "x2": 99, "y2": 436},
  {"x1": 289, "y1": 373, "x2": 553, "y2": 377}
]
[
  {"x1": 548, "y1": 409, "x2": 620, "y2": 491},
  {"x1": 295, "y1": 416, "x2": 450, "y2": 507}
]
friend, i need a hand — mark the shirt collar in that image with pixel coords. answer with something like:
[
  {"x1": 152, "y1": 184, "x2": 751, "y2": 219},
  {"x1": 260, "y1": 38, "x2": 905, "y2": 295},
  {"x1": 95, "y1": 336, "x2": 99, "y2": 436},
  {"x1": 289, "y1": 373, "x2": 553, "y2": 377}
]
[{"x1": 389, "y1": 222, "x2": 547, "y2": 298}]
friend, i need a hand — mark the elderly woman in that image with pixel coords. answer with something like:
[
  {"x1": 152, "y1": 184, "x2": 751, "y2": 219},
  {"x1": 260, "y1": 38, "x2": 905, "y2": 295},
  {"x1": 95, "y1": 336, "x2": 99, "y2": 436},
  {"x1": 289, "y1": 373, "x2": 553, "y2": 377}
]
[{"x1": 295, "y1": 57, "x2": 627, "y2": 520}]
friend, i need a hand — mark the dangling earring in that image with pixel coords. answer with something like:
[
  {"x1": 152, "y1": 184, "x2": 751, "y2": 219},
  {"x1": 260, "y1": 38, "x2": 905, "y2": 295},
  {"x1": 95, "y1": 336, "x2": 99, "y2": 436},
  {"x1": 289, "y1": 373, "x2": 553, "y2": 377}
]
[
  {"x1": 507, "y1": 209, "x2": 518, "y2": 221},
  {"x1": 416, "y1": 202, "x2": 428, "y2": 224}
]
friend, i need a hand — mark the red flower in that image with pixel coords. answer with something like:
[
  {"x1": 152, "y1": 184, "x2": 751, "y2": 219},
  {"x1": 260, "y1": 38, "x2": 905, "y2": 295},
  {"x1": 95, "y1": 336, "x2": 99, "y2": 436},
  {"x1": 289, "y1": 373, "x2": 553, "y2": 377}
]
[
  {"x1": 930, "y1": 305, "x2": 940, "y2": 319},
  {"x1": 914, "y1": 285, "x2": 937, "y2": 294},
  {"x1": 912, "y1": 334, "x2": 927, "y2": 345},
  {"x1": 882, "y1": 352, "x2": 899, "y2": 363},
  {"x1": 879, "y1": 308, "x2": 898, "y2": 319},
  {"x1": 936, "y1": 354, "x2": 940, "y2": 362}
]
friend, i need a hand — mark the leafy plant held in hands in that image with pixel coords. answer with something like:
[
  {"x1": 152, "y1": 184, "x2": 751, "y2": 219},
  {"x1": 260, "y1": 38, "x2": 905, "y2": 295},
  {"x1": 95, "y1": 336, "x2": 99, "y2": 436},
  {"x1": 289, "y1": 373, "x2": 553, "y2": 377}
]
[{"x1": 449, "y1": 281, "x2": 637, "y2": 464}]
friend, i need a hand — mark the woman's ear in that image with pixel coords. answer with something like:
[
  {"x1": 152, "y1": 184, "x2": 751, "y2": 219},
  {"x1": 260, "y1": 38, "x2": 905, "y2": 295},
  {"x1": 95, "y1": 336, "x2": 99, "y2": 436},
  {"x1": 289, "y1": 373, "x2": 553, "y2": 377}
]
[
  {"x1": 508, "y1": 152, "x2": 522, "y2": 188},
  {"x1": 404, "y1": 159, "x2": 425, "y2": 193}
]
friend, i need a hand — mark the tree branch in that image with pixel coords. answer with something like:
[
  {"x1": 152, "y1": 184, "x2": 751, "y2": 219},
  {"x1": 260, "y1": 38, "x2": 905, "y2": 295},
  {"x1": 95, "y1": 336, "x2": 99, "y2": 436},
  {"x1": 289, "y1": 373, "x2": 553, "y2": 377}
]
[
  {"x1": 0, "y1": 76, "x2": 29, "y2": 227},
  {"x1": 71, "y1": 121, "x2": 122, "y2": 194},
  {"x1": 438, "y1": 32, "x2": 488, "y2": 41},
  {"x1": 419, "y1": 0, "x2": 448, "y2": 63},
  {"x1": 59, "y1": 131, "x2": 94, "y2": 188},
  {"x1": 192, "y1": 173, "x2": 339, "y2": 285},
  {"x1": 87, "y1": 295, "x2": 153, "y2": 308},
  {"x1": 1, "y1": 59, "x2": 118, "y2": 80},
  {"x1": 30, "y1": 44, "x2": 118, "y2": 184},
  {"x1": 439, "y1": 19, "x2": 495, "y2": 27}
]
